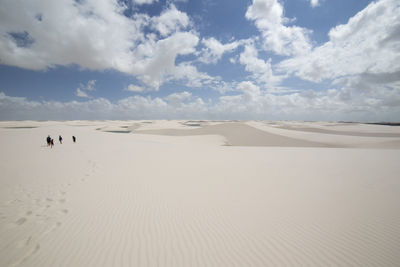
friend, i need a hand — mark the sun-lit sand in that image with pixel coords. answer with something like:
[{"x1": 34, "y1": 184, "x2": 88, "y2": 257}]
[{"x1": 1, "y1": 120, "x2": 400, "y2": 266}]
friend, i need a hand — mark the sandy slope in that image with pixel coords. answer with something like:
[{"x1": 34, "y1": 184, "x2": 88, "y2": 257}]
[{"x1": 0, "y1": 121, "x2": 400, "y2": 266}]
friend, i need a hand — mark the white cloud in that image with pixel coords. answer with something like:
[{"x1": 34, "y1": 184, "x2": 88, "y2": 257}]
[
  {"x1": 278, "y1": 0, "x2": 400, "y2": 83},
  {"x1": 239, "y1": 43, "x2": 284, "y2": 87},
  {"x1": 75, "y1": 80, "x2": 97, "y2": 98},
  {"x1": 211, "y1": 81, "x2": 237, "y2": 94},
  {"x1": 165, "y1": 91, "x2": 192, "y2": 107},
  {"x1": 273, "y1": 0, "x2": 400, "y2": 122},
  {"x1": 237, "y1": 81, "x2": 261, "y2": 102},
  {"x1": 132, "y1": 0, "x2": 158, "y2": 5},
  {"x1": 115, "y1": 92, "x2": 207, "y2": 119},
  {"x1": 3, "y1": 83, "x2": 399, "y2": 121},
  {"x1": 172, "y1": 62, "x2": 217, "y2": 87},
  {"x1": 125, "y1": 84, "x2": 147, "y2": 93},
  {"x1": 310, "y1": 0, "x2": 320, "y2": 8},
  {"x1": 0, "y1": 0, "x2": 143, "y2": 71},
  {"x1": 131, "y1": 31, "x2": 200, "y2": 90},
  {"x1": 0, "y1": 0, "x2": 207, "y2": 91},
  {"x1": 0, "y1": 92, "x2": 114, "y2": 120},
  {"x1": 245, "y1": 0, "x2": 312, "y2": 56},
  {"x1": 151, "y1": 4, "x2": 190, "y2": 37},
  {"x1": 75, "y1": 88, "x2": 90, "y2": 98},
  {"x1": 86, "y1": 80, "x2": 96, "y2": 91},
  {"x1": 199, "y1": 37, "x2": 241, "y2": 64},
  {"x1": 332, "y1": 72, "x2": 400, "y2": 109}
]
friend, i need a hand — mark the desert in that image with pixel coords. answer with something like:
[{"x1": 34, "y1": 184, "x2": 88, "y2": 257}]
[{"x1": 1, "y1": 120, "x2": 399, "y2": 266}]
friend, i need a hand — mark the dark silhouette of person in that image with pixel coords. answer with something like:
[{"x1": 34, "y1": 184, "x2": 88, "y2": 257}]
[
  {"x1": 59, "y1": 135, "x2": 63, "y2": 144},
  {"x1": 72, "y1": 136, "x2": 76, "y2": 143},
  {"x1": 46, "y1": 135, "x2": 51, "y2": 146},
  {"x1": 50, "y1": 139, "x2": 54, "y2": 148}
]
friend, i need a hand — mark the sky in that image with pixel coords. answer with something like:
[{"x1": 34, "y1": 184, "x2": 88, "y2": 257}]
[{"x1": 0, "y1": 0, "x2": 399, "y2": 121}]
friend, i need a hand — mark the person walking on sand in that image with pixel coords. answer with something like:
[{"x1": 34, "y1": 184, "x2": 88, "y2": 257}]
[
  {"x1": 46, "y1": 135, "x2": 51, "y2": 146},
  {"x1": 59, "y1": 135, "x2": 63, "y2": 144},
  {"x1": 50, "y1": 138, "x2": 54, "y2": 148},
  {"x1": 72, "y1": 136, "x2": 76, "y2": 143}
]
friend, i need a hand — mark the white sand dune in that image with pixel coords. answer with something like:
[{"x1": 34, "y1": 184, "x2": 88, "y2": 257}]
[
  {"x1": 1, "y1": 120, "x2": 400, "y2": 266},
  {"x1": 248, "y1": 121, "x2": 400, "y2": 149},
  {"x1": 133, "y1": 122, "x2": 333, "y2": 147}
]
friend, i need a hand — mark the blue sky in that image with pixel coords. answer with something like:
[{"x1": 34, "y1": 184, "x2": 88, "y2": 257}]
[{"x1": 0, "y1": 0, "x2": 399, "y2": 121}]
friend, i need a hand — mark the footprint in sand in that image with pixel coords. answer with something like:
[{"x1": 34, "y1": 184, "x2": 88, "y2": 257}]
[
  {"x1": 60, "y1": 209, "x2": 68, "y2": 214},
  {"x1": 14, "y1": 244, "x2": 41, "y2": 265},
  {"x1": 15, "y1": 235, "x2": 33, "y2": 248},
  {"x1": 25, "y1": 236, "x2": 32, "y2": 246},
  {"x1": 15, "y1": 217, "x2": 27, "y2": 225},
  {"x1": 7, "y1": 198, "x2": 22, "y2": 205}
]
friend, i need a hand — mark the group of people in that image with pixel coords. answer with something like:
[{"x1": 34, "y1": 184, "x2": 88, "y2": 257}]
[{"x1": 46, "y1": 135, "x2": 76, "y2": 148}]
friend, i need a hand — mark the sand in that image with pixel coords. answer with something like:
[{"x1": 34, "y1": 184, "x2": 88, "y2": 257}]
[{"x1": 0, "y1": 120, "x2": 400, "y2": 266}]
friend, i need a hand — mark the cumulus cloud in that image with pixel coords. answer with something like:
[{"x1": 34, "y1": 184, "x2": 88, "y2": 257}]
[
  {"x1": 172, "y1": 62, "x2": 217, "y2": 87},
  {"x1": 131, "y1": 31, "x2": 201, "y2": 90},
  {"x1": 310, "y1": 0, "x2": 320, "y2": 8},
  {"x1": 245, "y1": 0, "x2": 312, "y2": 56},
  {"x1": 133, "y1": 0, "x2": 158, "y2": 5},
  {"x1": 0, "y1": 92, "x2": 114, "y2": 120},
  {"x1": 239, "y1": 43, "x2": 284, "y2": 87},
  {"x1": 75, "y1": 80, "x2": 96, "y2": 98},
  {"x1": 278, "y1": 0, "x2": 400, "y2": 83},
  {"x1": 333, "y1": 72, "x2": 400, "y2": 109},
  {"x1": 86, "y1": 80, "x2": 96, "y2": 91},
  {"x1": 165, "y1": 91, "x2": 192, "y2": 107},
  {"x1": 125, "y1": 84, "x2": 147, "y2": 93},
  {"x1": 75, "y1": 88, "x2": 90, "y2": 98},
  {"x1": 237, "y1": 81, "x2": 261, "y2": 103},
  {"x1": 2, "y1": 84, "x2": 399, "y2": 121},
  {"x1": 211, "y1": 81, "x2": 237, "y2": 94},
  {"x1": 0, "y1": 0, "x2": 208, "y2": 91},
  {"x1": 199, "y1": 38, "x2": 241, "y2": 64},
  {"x1": 0, "y1": 0, "x2": 142, "y2": 71},
  {"x1": 271, "y1": 0, "x2": 400, "y2": 121},
  {"x1": 151, "y1": 4, "x2": 190, "y2": 37}
]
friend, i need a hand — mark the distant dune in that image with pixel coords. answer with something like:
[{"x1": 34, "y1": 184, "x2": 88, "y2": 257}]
[{"x1": 0, "y1": 120, "x2": 399, "y2": 266}]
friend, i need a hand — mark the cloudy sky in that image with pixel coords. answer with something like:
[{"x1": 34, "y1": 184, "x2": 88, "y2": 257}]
[{"x1": 0, "y1": 0, "x2": 399, "y2": 121}]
